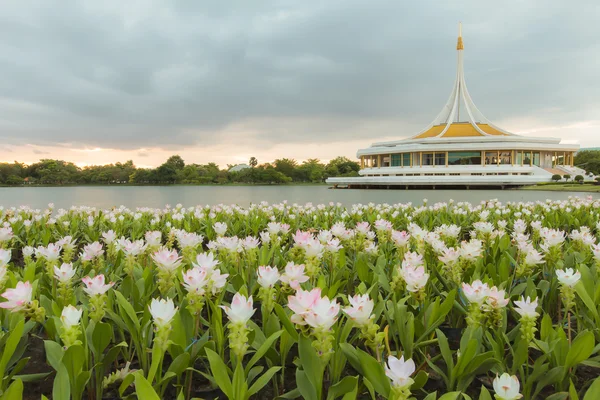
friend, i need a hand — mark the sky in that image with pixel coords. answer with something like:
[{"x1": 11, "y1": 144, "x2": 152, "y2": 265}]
[{"x1": 0, "y1": 0, "x2": 598, "y2": 168}]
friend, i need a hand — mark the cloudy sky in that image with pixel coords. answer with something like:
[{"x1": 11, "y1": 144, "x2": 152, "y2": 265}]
[{"x1": 0, "y1": 0, "x2": 598, "y2": 168}]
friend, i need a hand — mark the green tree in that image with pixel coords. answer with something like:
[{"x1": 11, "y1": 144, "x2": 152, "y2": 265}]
[
  {"x1": 249, "y1": 157, "x2": 258, "y2": 168},
  {"x1": 165, "y1": 155, "x2": 185, "y2": 170}
]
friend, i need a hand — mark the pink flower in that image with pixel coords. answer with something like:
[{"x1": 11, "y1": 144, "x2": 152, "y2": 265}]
[
  {"x1": 54, "y1": 263, "x2": 76, "y2": 282},
  {"x1": 280, "y1": 262, "x2": 309, "y2": 290},
  {"x1": 221, "y1": 293, "x2": 255, "y2": 325},
  {"x1": 82, "y1": 274, "x2": 114, "y2": 296},
  {"x1": 391, "y1": 230, "x2": 411, "y2": 247},
  {"x1": 193, "y1": 252, "x2": 220, "y2": 271},
  {"x1": 145, "y1": 231, "x2": 162, "y2": 247},
  {"x1": 303, "y1": 295, "x2": 340, "y2": 330},
  {"x1": 182, "y1": 267, "x2": 209, "y2": 294},
  {"x1": 355, "y1": 222, "x2": 371, "y2": 235},
  {"x1": 399, "y1": 265, "x2": 429, "y2": 292},
  {"x1": 292, "y1": 230, "x2": 312, "y2": 247},
  {"x1": 486, "y1": 286, "x2": 509, "y2": 309},
  {"x1": 0, "y1": 281, "x2": 33, "y2": 311},
  {"x1": 461, "y1": 280, "x2": 490, "y2": 304},
  {"x1": 0, "y1": 249, "x2": 11, "y2": 268},
  {"x1": 342, "y1": 294, "x2": 374, "y2": 327},
  {"x1": 151, "y1": 249, "x2": 183, "y2": 271},
  {"x1": 287, "y1": 288, "x2": 322, "y2": 325},
  {"x1": 257, "y1": 266, "x2": 280, "y2": 288},
  {"x1": 81, "y1": 242, "x2": 104, "y2": 260}
]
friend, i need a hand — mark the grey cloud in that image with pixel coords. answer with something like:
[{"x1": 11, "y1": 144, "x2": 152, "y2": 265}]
[{"x1": 0, "y1": 0, "x2": 598, "y2": 150}]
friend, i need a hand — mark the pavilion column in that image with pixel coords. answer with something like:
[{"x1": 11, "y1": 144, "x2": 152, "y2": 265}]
[{"x1": 377, "y1": 155, "x2": 381, "y2": 168}]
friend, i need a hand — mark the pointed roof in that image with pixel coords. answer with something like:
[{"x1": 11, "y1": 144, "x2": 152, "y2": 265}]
[{"x1": 410, "y1": 23, "x2": 516, "y2": 140}]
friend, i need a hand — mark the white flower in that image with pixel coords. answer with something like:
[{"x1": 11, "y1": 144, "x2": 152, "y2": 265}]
[
  {"x1": 0, "y1": 227, "x2": 14, "y2": 242},
  {"x1": 193, "y1": 252, "x2": 220, "y2": 271},
  {"x1": 0, "y1": 249, "x2": 11, "y2": 268},
  {"x1": 145, "y1": 231, "x2": 162, "y2": 247},
  {"x1": 280, "y1": 262, "x2": 309, "y2": 290},
  {"x1": 82, "y1": 275, "x2": 114, "y2": 296},
  {"x1": 182, "y1": 267, "x2": 209, "y2": 294},
  {"x1": 493, "y1": 373, "x2": 523, "y2": 400},
  {"x1": 54, "y1": 263, "x2": 76, "y2": 282},
  {"x1": 149, "y1": 298, "x2": 178, "y2": 327},
  {"x1": 342, "y1": 294, "x2": 374, "y2": 327},
  {"x1": 461, "y1": 280, "x2": 490, "y2": 304},
  {"x1": 385, "y1": 355, "x2": 415, "y2": 389},
  {"x1": 61, "y1": 305, "x2": 83, "y2": 328},
  {"x1": 151, "y1": 249, "x2": 183, "y2": 271},
  {"x1": 556, "y1": 268, "x2": 581, "y2": 287},
  {"x1": 102, "y1": 230, "x2": 117, "y2": 244},
  {"x1": 220, "y1": 293, "x2": 255, "y2": 325},
  {"x1": 213, "y1": 222, "x2": 228, "y2": 236},
  {"x1": 485, "y1": 286, "x2": 509, "y2": 309},
  {"x1": 303, "y1": 295, "x2": 340, "y2": 330},
  {"x1": 513, "y1": 296, "x2": 539, "y2": 318},
  {"x1": 0, "y1": 281, "x2": 33, "y2": 311},
  {"x1": 257, "y1": 266, "x2": 280, "y2": 288},
  {"x1": 399, "y1": 265, "x2": 429, "y2": 293}
]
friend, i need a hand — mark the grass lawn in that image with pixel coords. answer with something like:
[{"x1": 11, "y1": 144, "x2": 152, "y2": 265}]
[{"x1": 520, "y1": 183, "x2": 600, "y2": 192}]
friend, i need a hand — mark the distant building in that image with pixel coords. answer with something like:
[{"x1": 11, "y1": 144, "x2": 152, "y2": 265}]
[
  {"x1": 327, "y1": 24, "x2": 583, "y2": 189},
  {"x1": 229, "y1": 164, "x2": 251, "y2": 173}
]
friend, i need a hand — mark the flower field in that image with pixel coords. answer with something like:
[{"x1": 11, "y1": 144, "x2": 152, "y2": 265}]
[{"x1": 1, "y1": 197, "x2": 600, "y2": 399}]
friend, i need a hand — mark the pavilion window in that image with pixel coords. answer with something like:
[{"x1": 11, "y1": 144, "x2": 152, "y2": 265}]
[
  {"x1": 382, "y1": 155, "x2": 391, "y2": 167},
  {"x1": 533, "y1": 152, "x2": 540, "y2": 167},
  {"x1": 524, "y1": 152, "x2": 531, "y2": 165},
  {"x1": 435, "y1": 152, "x2": 446, "y2": 166},
  {"x1": 391, "y1": 154, "x2": 401, "y2": 167},
  {"x1": 447, "y1": 151, "x2": 481, "y2": 165},
  {"x1": 556, "y1": 154, "x2": 564, "y2": 166},
  {"x1": 485, "y1": 152, "x2": 497, "y2": 165},
  {"x1": 516, "y1": 151, "x2": 523, "y2": 166},
  {"x1": 499, "y1": 151, "x2": 512, "y2": 164},
  {"x1": 372, "y1": 156, "x2": 378, "y2": 168},
  {"x1": 422, "y1": 153, "x2": 434, "y2": 166},
  {"x1": 402, "y1": 153, "x2": 411, "y2": 167}
]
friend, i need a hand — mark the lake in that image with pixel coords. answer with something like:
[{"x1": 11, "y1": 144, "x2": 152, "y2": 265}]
[{"x1": 1, "y1": 185, "x2": 598, "y2": 209}]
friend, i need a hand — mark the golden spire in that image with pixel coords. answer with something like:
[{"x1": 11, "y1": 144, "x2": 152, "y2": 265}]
[{"x1": 457, "y1": 22, "x2": 464, "y2": 50}]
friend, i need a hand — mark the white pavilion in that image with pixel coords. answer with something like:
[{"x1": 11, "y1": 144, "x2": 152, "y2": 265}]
[{"x1": 326, "y1": 24, "x2": 583, "y2": 189}]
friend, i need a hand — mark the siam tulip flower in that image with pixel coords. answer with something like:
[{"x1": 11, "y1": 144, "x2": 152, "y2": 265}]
[
  {"x1": 36, "y1": 243, "x2": 62, "y2": 262},
  {"x1": 22, "y1": 246, "x2": 34, "y2": 261},
  {"x1": 82, "y1": 274, "x2": 114, "y2": 296},
  {"x1": 493, "y1": 373, "x2": 523, "y2": 400},
  {"x1": 81, "y1": 242, "x2": 104, "y2": 260},
  {"x1": 402, "y1": 251, "x2": 424, "y2": 267},
  {"x1": 303, "y1": 295, "x2": 340, "y2": 331},
  {"x1": 182, "y1": 267, "x2": 209, "y2": 294},
  {"x1": 355, "y1": 222, "x2": 371, "y2": 235},
  {"x1": 57, "y1": 236, "x2": 77, "y2": 250},
  {"x1": 149, "y1": 297, "x2": 178, "y2": 351},
  {"x1": 280, "y1": 262, "x2": 309, "y2": 290},
  {"x1": 213, "y1": 222, "x2": 228, "y2": 236},
  {"x1": 54, "y1": 263, "x2": 76, "y2": 282},
  {"x1": 152, "y1": 248, "x2": 183, "y2": 271},
  {"x1": 374, "y1": 219, "x2": 392, "y2": 232},
  {"x1": 175, "y1": 231, "x2": 204, "y2": 249},
  {"x1": 242, "y1": 236, "x2": 260, "y2": 250},
  {"x1": 257, "y1": 266, "x2": 280, "y2": 288},
  {"x1": 513, "y1": 296, "x2": 539, "y2": 318},
  {"x1": 399, "y1": 264, "x2": 429, "y2": 296},
  {"x1": 391, "y1": 230, "x2": 411, "y2": 248},
  {"x1": 462, "y1": 280, "x2": 490, "y2": 328},
  {"x1": 207, "y1": 269, "x2": 228, "y2": 296},
  {"x1": 292, "y1": 230, "x2": 312, "y2": 247},
  {"x1": 101, "y1": 230, "x2": 117, "y2": 244},
  {"x1": 221, "y1": 293, "x2": 255, "y2": 325},
  {"x1": 325, "y1": 238, "x2": 342, "y2": 253},
  {"x1": 259, "y1": 231, "x2": 271, "y2": 244},
  {"x1": 438, "y1": 247, "x2": 460, "y2": 265},
  {"x1": 0, "y1": 227, "x2": 14, "y2": 243},
  {"x1": 149, "y1": 297, "x2": 178, "y2": 328},
  {"x1": 144, "y1": 231, "x2": 162, "y2": 247},
  {"x1": 0, "y1": 281, "x2": 33, "y2": 312},
  {"x1": 459, "y1": 239, "x2": 483, "y2": 261},
  {"x1": 61, "y1": 305, "x2": 83, "y2": 328},
  {"x1": 0, "y1": 248, "x2": 11, "y2": 268},
  {"x1": 364, "y1": 241, "x2": 378, "y2": 254},
  {"x1": 287, "y1": 288, "x2": 322, "y2": 325},
  {"x1": 385, "y1": 355, "x2": 416, "y2": 391},
  {"x1": 193, "y1": 252, "x2": 220, "y2": 271},
  {"x1": 217, "y1": 236, "x2": 242, "y2": 253},
  {"x1": 342, "y1": 294, "x2": 374, "y2": 327},
  {"x1": 266, "y1": 222, "x2": 282, "y2": 235},
  {"x1": 485, "y1": 286, "x2": 509, "y2": 309},
  {"x1": 556, "y1": 268, "x2": 581, "y2": 287},
  {"x1": 118, "y1": 239, "x2": 147, "y2": 257},
  {"x1": 304, "y1": 238, "x2": 325, "y2": 259}
]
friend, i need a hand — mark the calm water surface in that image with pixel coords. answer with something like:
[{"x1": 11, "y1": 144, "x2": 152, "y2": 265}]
[{"x1": 0, "y1": 186, "x2": 597, "y2": 209}]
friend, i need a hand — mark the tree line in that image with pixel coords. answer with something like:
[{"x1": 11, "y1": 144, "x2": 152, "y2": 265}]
[
  {"x1": 574, "y1": 150, "x2": 600, "y2": 176},
  {"x1": 0, "y1": 155, "x2": 360, "y2": 186}
]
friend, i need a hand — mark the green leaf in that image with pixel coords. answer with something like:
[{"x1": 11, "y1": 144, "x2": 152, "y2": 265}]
[
  {"x1": 133, "y1": 372, "x2": 161, "y2": 400},
  {"x1": 232, "y1": 362, "x2": 248, "y2": 400},
  {"x1": 411, "y1": 370, "x2": 429, "y2": 391},
  {"x1": 566, "y1": 331, "x2": 595, "y2": 369},
  {"x1": 114, "y1": 290, "x2": 141, "y2": 331},
  {"x1": 575, "y1": 282, "x2": 599, "y2": 321},
  {"x1": 166, "y1": 353, "x2": 190, "y2": 377},
  {"x1": 355, "y1": 347, "x2": 390, "y2": 397},
  {"x1": 246, "y1": 330, "x2": 283, "y2": 374},
  {"x1": 92, "y1": 322, "x2": 113, "y2": 357},
  {"x1": 584, "y1": 375, "x2": 600, "y2": 400},
  {"x1": 248, "y1": 366, "x2": 281, "y2": 397},
  {"x1": 274, "y1": 304, "x2": 299, "y2": 341},
  {"x1": 438, "y1": 392, "x2": 462, "y2": 400},
  {"x1": 298, "y1": 335, "x2": 324, "y2": 395},
  {"x1": 52, "y1": 365, "x2": 70, "y2": 400},
  {"x1": 569, "y1": 379, "x2": 580, "y2": 400},
  {"x1": 204, "y1": 348, "x2": 232, "y2": 398},
  {"x1": 0, "y1": 319, "x2": 24, "y2": 384},
  {"x1": 1, "y1": 378, "x2": 23, "y2": 400},
  {"x1": 326, "y1": 375, "x2": 358, "y2": 400},
  {"x1": 43, "y1": 340, "x2": 64, "y2": 371},
  {"x1": 479, "y1": 386, "x2": 493, "y2": 400},
  {"x1": 295, "y1": 369, "x2": 318, "y2": 400},
  {"x1": 436, "y1": 329, "x2": 454, "y2": 373}
]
